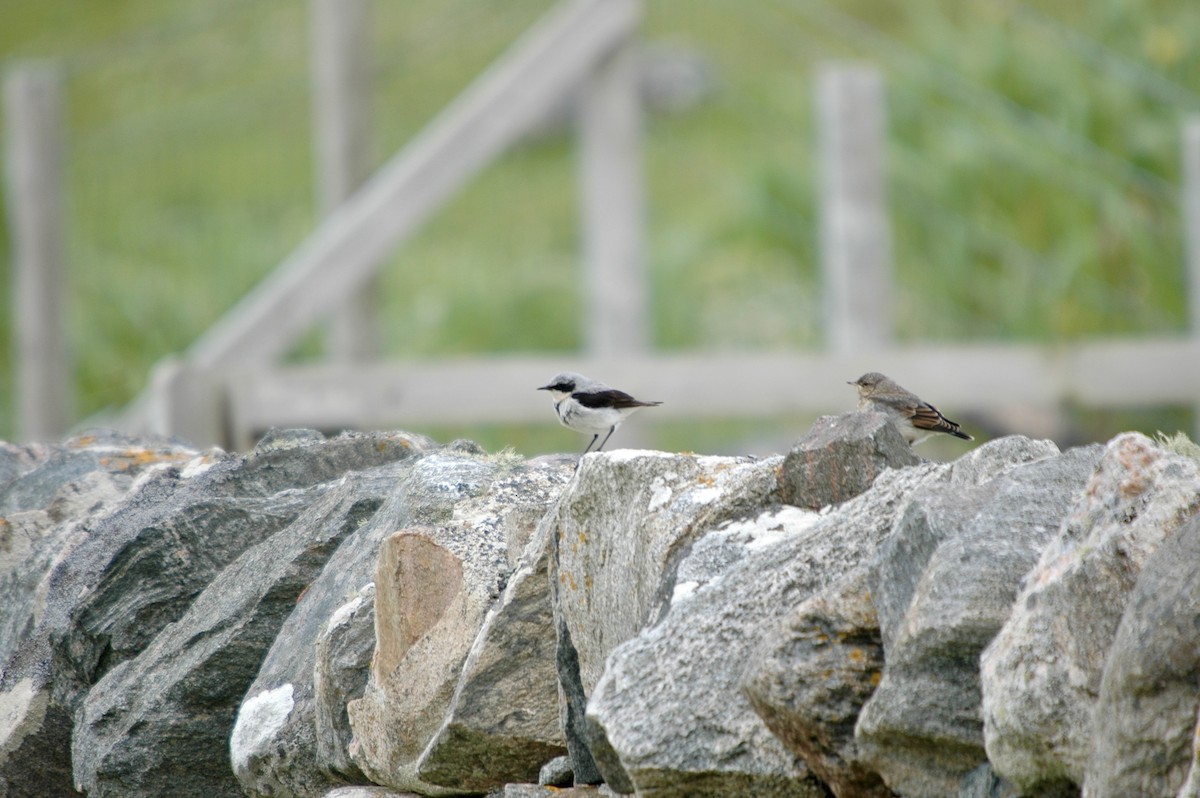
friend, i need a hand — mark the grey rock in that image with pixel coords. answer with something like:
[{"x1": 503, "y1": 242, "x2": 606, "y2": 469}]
[
  {"x1": 743, "y1": 566, "x2": 895, "y2": 798},
  {"x1": 856, "y1": 440, "x2": 1103, "y2": 798},
  {"x1": 0, "y1": 439, "x2": 55, "y2": 503},
  {"x1": 314, "y1": 583, "x2": 378, "y2": 783},
  {"x1": 1080, "y1": 510, "x2": 1200, "y2": 797},
  {"x1": 347, "y1": 455, "x2": 572, "y2": 795},
  {"x1": 1179, "y1": 705, "x2": 1200, "y2": 798},
  {"x1": 945, "y1": 436, "x2": 1062, "y2": 489},
  {"x1": 538, "y1": 755, "x2": 573, "y2": 787},
  {"x1": 982, "y1": 433, "x2": 1200, "y2": 794},
  {"x1": 587, "y1": 459, "x2": 950, "y2": 797},
  {"x1": 417, "y1": 514, "x2": 569, "y2": 791},
  {"x1": 489, "y1": 785, "x2": 618, "y2": 798},
  {"x1": 780, "y1": 411, "x2": 920, "y2": 509},
  {"x1": 0, "y1": 429, "x2": 188, "y2": 517},
  {"x1": 0, "y1": 433, "x2": 203, "y2": 667},
  {"x1": 547, "y1": 451, "x2": 785, "y2": 785},
  {"x1": 321, "y1": 788, "x2": 424, "y2": 798},
  {"x1": 0, "y1": 677, "x2": 74, "y2": 798},
  {"x1": 234, "y1": 447, "x2": 519, "y2": 796},
  {"x1": 0, "y1": 449, "x2": 261, "y2": 797},
  {"x1": 869, "y1": 437, "x2": 1063, "y2": 652},
  {"x1": 240, "y1": 428, "x2": 437, "y2": 496},
  {"x1": 71, "y1": 463, "x2": 404, "y2": 798},
  {"x1": 956, "y1": 763, "x2": 1024, "y2": 798}
]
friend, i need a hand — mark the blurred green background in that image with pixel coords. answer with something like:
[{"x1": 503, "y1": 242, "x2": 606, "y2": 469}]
[{"x1": 1, "y1": 0, "x2": 1197, "y2": 454}]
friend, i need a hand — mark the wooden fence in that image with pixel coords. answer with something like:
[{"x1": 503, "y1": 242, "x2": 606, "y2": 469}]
[{"x1": 5, "y1": 0, "x2": 1200, "y2": 450}]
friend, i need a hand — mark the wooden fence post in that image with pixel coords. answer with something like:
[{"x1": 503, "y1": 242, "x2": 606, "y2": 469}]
[
  {"x1": 1183, "y1": 116, "x2": 1200, "y2": 438},
  {"x1": 816, "y1": 64, "x2": 893, "y2": 353},
  {"x1": 3, "y1": 62, "x2": 71, "y2": 442},
  {"x1": 147, "y1": 357, "x2": 225, "y2": 448},
  {"x1": 578, "y1": 31, "x2": 649, "y2": 357},
  {"x1": 311, "y1": 0, "x2": 376, "y2": 360}
]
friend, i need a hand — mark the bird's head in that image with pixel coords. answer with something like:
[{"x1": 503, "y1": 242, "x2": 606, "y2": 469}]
[
  {"x1": 848, "y1": 372, "x2": 889, "y2": 397},
  {"x1": 538, "y1": 372, "x2": 582, "y2": 401}
]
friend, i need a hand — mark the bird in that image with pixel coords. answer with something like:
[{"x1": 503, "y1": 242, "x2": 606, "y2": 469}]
[
  {"x1": 538, "y1": 372, "x2": 662, "y2": 454},
  {"x1": 848, "y1": 372, "x2": 973, "y2": 444}
]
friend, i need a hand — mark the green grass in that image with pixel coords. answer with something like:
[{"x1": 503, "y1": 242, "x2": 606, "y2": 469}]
[{"x1": 1, "y1": 0, "x2": 1198, "y2": 451}]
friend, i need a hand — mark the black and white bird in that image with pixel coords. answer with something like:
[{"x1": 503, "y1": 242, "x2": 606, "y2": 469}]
[
  {"x1": 538, "y1": 372, "x2": 662, "y2": 454},
  {"x1": 849, "y1": 371, "x2": 973, "y2": 444}
]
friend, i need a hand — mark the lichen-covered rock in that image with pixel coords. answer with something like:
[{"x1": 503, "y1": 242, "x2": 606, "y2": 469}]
[
  {"x1": 1080, "y1": 509, "x2": 1200, "y2": 797},
  {"x1": 779, "y1": 411, "x2": 920, "y2": 509},
  {"x1": 347, "y1": 454, "x2": 572, "y2": 795},
  {"x1": 585, "y1": 456, "x2": 952, "y2": 797},
  {"x1": 742, "y1": 566, "x2": 895, "y2": 798},
  {"x1": 72, "y1": 463, "x2": 405, "y2": 798},
  {"x1": 547, "y1": 450, "x2": 785, "y2": 785},
  {"x1": 0, "y1": 429, "x2": 427, "y2": 798},
  {"x1": 982, "y1": 433, "x2": 1200, "y2": 795},
  {"x1": 314, "y1": 583, "x2": 379, "y2": 784},
  {"x1": 416, "y1": 519, "x2": 567, "y2": 791},
  {"x1": 234, "y1": 450, "x2": 569, "y2": 797},
  {"x1": 0, "y1": 432, "x2": 203, "y2": 666},
  {"x1": 856, "y1": 440, "x2": 1103, "y2": 797},
  {"x1": 585, "y1": 511, "x2": 826, "y2": 797}
]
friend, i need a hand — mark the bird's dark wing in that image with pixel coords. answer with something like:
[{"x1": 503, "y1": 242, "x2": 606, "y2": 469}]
[
  {"x1": 574, "y1": 389, "x2": 662, "y2": 409},
  {"x1": 910, "y1": 402, "x2": 973, "y2": 440}
]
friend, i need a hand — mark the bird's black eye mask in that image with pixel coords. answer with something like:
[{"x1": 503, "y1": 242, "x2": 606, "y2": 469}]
[{"x1": 543, "y1": 382, "x2": 574, "y2": 393}]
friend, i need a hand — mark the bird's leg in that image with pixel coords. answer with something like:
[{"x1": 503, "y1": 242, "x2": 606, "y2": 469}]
[
  {"x1": 595, "y1": 427, "x2": 616, "y2": 452},
  {"x1": 582, "y1": 433, "x2": 600, "y2": 454}
]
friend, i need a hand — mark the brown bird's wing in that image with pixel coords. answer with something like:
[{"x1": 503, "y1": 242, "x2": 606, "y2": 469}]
[
  {"x1": 910, "y1": 401, "x2": 972, "y2": 440},
  {"x1": 574, "y1": 389, "x2": 662, "y2": 409}
]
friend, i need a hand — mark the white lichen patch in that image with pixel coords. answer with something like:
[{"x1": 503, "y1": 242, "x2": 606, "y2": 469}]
[
  {"x1": 745, "y1": 506, "x2": 820, "y2": 550},
  {"x1": 672, "y1": 580, "x2": 699, "y2": 603},
  {"x1": 326, "y1": 584, "x2": 373, "y2": 632},
  {"x1": 179, "y1": 452, "x2": 222, "y2": 480},
  {"x1": 230, "y1": 683, "x2": 294, "y2": 773},
  {"x1": 599, "y1": 449, "x2": 677, "y2": 464},
  {"x1": 0, "y1": 677, "x2": 47, "y2": 753},
  {"x1": 685, "y1": 486, "x2": 722, "y2": 506},
  {"x1": 648, "y1": 477, "x2": 674, "y2": 512}
]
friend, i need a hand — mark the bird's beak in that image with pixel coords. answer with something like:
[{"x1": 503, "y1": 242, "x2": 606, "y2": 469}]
[
  {"x1": 537, "y1": 384, "x2": 551, "y2": 391},
  {"x1": 846, "y1": 380, "x2": 856, "y2": 386}
]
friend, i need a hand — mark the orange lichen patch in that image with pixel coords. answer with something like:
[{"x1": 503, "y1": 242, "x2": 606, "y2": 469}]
[
  {"x1": 847, "y1": 648, "x2": 867, "y2": 664},
  {"x1": 869, "y1": 670, "x2": 882, "y2": 687},
  {"x1": 710, "y1": 460, "x2": 741, "y2": 477},
  {"x1": 100, "y1": 448, "x2": 192, "y2": 472},
  {"x1": 568, "y1": 572, "x2": 577, "y2": 591},
  {"x1": 695, "y1": 474, "x2": 717, "y2": 488},
  {"x1": 585, "y1": 575, "x2": 594, "y2": 591},
  {"x1": 70, "y1": 435, "x2": 97, "y2": 448},
  {"x1": 578, "y1": 531, "x2": 588, "y2": 545}
]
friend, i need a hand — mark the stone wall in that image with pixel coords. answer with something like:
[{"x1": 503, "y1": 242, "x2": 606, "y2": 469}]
[{"x1": 0, "y1": 416, "x2": 1198, "y2": 797}]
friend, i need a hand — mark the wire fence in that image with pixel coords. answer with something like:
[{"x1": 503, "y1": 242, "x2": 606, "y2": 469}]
[{"x1": 2, "y1": 0, "x2": 1198, "y2": 446}]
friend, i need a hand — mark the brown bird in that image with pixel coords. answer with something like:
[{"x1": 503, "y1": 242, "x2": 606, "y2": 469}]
[{"x1": 849, "y1": 372, "x2": 973, "y2": 444}]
